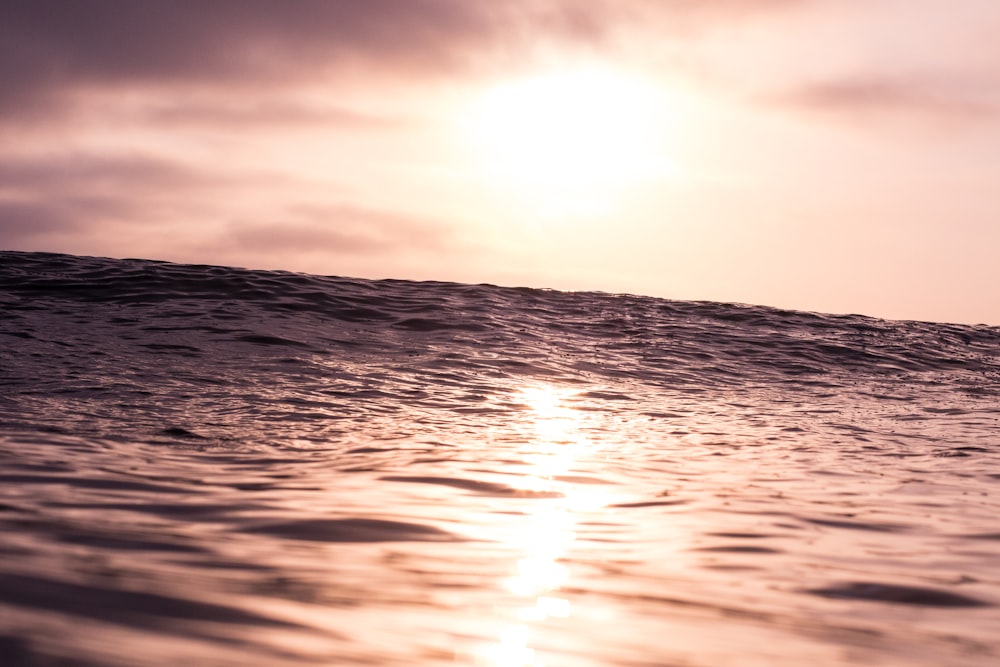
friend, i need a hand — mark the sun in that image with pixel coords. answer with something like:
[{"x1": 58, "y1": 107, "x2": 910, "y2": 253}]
[{"x1": 462, "y1": 67, "x2": 674, "y2": 216}]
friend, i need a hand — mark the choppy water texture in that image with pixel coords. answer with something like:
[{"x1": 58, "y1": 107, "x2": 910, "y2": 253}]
[{"x1": 1, "y1": 250, "x2": 999, "y2": 667}]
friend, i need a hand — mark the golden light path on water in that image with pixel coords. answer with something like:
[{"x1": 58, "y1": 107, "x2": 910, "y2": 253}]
[{"x1": 478, "y1": 385, "x2": 609, "y2": 667}]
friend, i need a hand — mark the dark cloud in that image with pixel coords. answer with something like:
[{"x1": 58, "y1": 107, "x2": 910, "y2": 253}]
[
  {"x1": 0, "y1": 1, "x2": 580, "y2": 114},
  {"x1": 0, "y1": 0, "x2": 815, "y2": 116},
  {"x1": 227, "y1": 204, "x2": 454, "y2": 256}
]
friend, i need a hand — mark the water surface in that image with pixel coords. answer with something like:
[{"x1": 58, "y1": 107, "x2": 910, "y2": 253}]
[{"x1": 1, "y1": 250, "x2": 999, "y2": 666}]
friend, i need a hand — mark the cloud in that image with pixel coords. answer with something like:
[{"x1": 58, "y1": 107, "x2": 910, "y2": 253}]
[
  {"x1": 0, "y1": 200, "x2": 79, "y2": 244},
  {"x1": 0, "y1": 1, "x2": 571, "y2": 113},
  {"x1": 144, "y1": 102, "x2": 405, "y2": 131},
  {"x1": 226, "y1": 204, "x2": 454, "y2": 256},
  {"x1": 0, "y1": 143, "x2": 460, "y2": 270},
  {"x1": 0, "y1": 154, "x2": 231, "y2": 194},
  {"x1": 0, "y1": 0, "x2": 824, "y2": 272},
  {"x1": 0, "y1": 156, "x2": 451, "y2": 264},
  {"x1": 0, "y1": 0, "x2": 818, "y2": 116},
  {"x1": 773, "y1": 74, "x2": 1000, "y2": 127},
  {"x1": 0, "y1": 153, "x2": 296, "y2": 252},
  {"x1": 0, "y1": 196, "x2": 132, "y2": 248}
]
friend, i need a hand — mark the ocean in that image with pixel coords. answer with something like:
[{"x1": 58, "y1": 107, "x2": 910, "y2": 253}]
[{"x1": 1, "y1": 250, "x2": 998, "y2": 666}]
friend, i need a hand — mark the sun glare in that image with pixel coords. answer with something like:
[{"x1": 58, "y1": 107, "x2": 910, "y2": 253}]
[
  {"x1": 477, "y1": 383, "x2": 595, "y2": 667},
  {"x1": 463, "y1": 68, "x2": 675, "y2": 216}
]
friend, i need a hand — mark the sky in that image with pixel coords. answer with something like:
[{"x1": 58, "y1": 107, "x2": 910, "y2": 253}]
[{"x1": 1, "y1": 0, "x2": 999, "y2": 325}]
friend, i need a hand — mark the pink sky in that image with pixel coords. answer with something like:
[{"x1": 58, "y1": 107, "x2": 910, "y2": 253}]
[{"x1": 2, "y1": 1, "x2": 998, "y2": 324}]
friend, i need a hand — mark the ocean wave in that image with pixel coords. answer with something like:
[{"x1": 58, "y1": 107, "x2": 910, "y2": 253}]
[{"x1": 1, "y1": 250, "x2": 999, "y2": 666}]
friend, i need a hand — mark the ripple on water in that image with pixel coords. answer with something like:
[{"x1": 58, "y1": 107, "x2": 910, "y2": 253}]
[
  {"x1": 237, "y1": 517, "x2": 463, "y2": 543},
  {"x1": 806, "y1": 582, "x2": 992, "y2": 608}
]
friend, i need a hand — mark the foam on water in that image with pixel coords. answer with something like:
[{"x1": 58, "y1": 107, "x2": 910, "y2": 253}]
[{"x1": 1, "y1": 250, "x2": 999, "y2": 666}]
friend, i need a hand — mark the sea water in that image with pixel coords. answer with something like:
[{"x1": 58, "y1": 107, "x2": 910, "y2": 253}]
[{"x1": 1, "y1": 250, "x2": 998, "y2": 666}]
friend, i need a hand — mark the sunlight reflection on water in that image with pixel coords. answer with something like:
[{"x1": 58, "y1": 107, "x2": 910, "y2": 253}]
[{"x1": 479, "y1": 385, "x2": 608, "y2": 667}]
